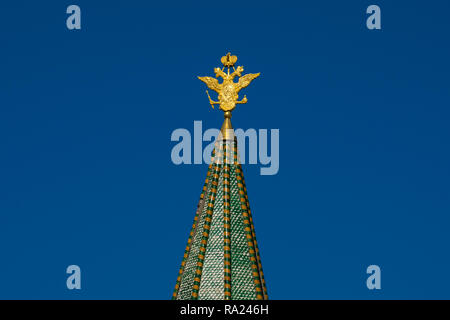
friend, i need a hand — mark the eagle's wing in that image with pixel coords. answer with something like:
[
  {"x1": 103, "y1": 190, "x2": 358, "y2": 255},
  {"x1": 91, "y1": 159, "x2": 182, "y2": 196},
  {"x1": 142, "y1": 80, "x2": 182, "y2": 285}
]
[
  {"x1": 236, "y1": 73, "x2": 260, "y2": 92},
  {"x1": 198, "y1": 76, "x2": 221, "y2": 93}
]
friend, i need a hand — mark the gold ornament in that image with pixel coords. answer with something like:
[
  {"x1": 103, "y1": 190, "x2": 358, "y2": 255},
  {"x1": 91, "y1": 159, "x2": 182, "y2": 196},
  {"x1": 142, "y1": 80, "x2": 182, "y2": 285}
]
[{"x1": 198, "y1": 53, "x2": 260, "y2": 140}]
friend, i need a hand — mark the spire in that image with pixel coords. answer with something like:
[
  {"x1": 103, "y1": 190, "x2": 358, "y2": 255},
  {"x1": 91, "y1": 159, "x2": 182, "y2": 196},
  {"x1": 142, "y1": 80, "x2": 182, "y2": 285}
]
[{"x1": 173, "y1": 54, "x2": 267, "y2": 300}]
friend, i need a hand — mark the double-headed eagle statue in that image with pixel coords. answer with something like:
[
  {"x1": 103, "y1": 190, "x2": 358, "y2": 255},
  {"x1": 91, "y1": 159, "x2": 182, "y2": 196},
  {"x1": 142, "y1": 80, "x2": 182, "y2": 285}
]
[{"x1": 198, "y1": 53, "x2": 260, "y2": 112}]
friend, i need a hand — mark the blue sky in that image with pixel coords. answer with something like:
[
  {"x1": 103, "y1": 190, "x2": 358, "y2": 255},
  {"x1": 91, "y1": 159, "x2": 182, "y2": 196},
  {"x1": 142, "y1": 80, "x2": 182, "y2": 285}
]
[{"x1": 0, "y1": 0, "x2": 449, "y2": 299}]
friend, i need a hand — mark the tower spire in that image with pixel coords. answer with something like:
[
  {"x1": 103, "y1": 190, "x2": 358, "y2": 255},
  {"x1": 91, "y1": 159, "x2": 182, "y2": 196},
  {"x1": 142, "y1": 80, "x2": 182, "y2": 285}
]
[{"x1": 173, "y1": 54, "x2": 267, "y2": 300}]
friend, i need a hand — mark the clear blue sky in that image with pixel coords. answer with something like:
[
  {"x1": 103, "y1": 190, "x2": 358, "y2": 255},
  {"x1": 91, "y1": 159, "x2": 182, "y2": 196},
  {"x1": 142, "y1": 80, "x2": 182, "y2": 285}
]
[{"x1": 1, "y1": 0, "x2": 449, "y2": 299}]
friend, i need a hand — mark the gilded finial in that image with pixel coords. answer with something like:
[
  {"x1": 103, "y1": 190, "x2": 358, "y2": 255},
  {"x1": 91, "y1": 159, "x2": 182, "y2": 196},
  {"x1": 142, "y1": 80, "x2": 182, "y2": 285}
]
[
  {"x1": 198, "y1": 53, "x2": 260, "y2": 139},
  {"x1": 198, "y1": 53, "x2": 260, "y2": 112}
]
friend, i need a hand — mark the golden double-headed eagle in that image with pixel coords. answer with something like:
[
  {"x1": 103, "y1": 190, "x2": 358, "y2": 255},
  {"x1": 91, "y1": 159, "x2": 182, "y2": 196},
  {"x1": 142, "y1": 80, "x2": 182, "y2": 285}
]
[{"x1": 198, "y1": 53, "x2": 260, "y2": 112}]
